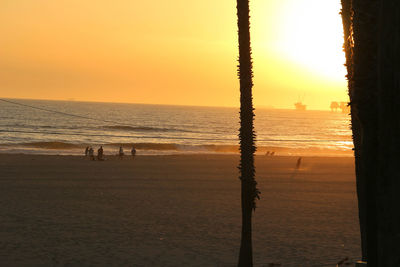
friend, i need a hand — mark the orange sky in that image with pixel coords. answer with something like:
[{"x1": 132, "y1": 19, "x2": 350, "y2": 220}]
[{"x1": 0, "y1": 0, "x2": 348, "y2": 110}]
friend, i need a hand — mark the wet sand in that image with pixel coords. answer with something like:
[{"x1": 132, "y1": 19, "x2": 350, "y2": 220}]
[{"x1": 0, "y1": 154, "x2": 360, "y2": 266}]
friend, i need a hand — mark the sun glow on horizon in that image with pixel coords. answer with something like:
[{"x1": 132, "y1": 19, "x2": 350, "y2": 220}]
[
  {"x1": 250, "y1": 0, "x2": 348, "y2": 109},
  {"x1": 272, "y1": 1, "x2": 346, "y2": 81}
]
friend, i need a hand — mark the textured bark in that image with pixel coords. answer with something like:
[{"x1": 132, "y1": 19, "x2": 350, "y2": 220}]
[
  {"x1": 376, "y1": 1, "x2": 400, "y2": 265},
  {"x1": 236, "y1": 0, "x2": 259, "y2": 266},
  {"x1": 352, "y1": 1, "x2": 380, "y2": 265},
  {"x1": 340, "y1": 0, "x2": 367, "y2": 261},
  {"x1": 351, "y1": 0, "x2": 380, "y2": 265},
  {"x1": 347, "y1": 0, "x2": 400, "y2": 265}
]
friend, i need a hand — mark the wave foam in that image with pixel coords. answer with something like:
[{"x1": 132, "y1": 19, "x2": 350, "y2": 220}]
[
  {"x1": 0, "y1": 141, "x2": 353, "y2": 156},
  {"x1": 102, "y1": 125, "x2": 192, "y2": 133}
]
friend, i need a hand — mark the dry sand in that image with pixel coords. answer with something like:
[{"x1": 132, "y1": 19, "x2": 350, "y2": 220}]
[{"x1": 0, "y1": 154, "x2": 360, "y2": 266}]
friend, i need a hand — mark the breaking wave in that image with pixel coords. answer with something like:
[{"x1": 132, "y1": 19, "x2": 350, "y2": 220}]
[
  {"x1": 102, "y1": 125, "x2": 192, "y2": 133},
  {"x1": 16, "y1": 141, "x2": 83, "y2": 149},
  {"x1": 7, "y1": 141, "x2": 236, "y2": 152},
  {"x1": 1, "y1": 141, "x2": 352, "y2": 156}
]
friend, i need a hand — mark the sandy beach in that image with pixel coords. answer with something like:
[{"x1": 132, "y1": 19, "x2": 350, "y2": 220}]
[{"x1": 0, "y1": 154, "x2": 360, "y2": 266}]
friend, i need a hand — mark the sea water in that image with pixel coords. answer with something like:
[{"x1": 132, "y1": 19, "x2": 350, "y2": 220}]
[{"x1": 0, "y1": 99, "x2": 353, "y2": 156}]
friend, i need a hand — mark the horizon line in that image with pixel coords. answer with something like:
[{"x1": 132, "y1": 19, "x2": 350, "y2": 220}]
[{"x1": 0, "y1": 96, "x2": 337, "y2": 111}]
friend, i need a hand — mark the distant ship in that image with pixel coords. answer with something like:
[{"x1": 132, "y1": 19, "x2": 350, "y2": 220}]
[{"x1": 294, "y1": 102, "x2": 306, "y2": 111}]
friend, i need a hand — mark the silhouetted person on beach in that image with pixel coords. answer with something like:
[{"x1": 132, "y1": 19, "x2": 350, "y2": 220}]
[
  {"x1": 290, "y1": 156, "x2": 302, "y2": 179},
  {"x1": 270, "y1": 151, "x2": 275, "y2": 156},
  {"x1": 89, "y1": 147, "x2": 94, "y2": 160},
  {"x1": 98, "y1": 146, "x2": 104, "y2": 161},
  {"x1": 119, "y1": 146, "x2": 124, "y2": 159},
  {"x1": 85, "y1": 146, "x2": 89, "y2": 157},
  {"x1": 131, "y1": 146, "x2": 136, "y2": 158},
  {"x1": 265, "y1": 151, "x2": 270, "y2": 156},
  {"x1": 296, "y1": 157, "x2": 302, "y2": 169}
]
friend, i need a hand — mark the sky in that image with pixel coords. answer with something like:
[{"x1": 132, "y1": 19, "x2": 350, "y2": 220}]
[{"x1": 0, "y1": 0, "x2": 348, "y2": 110}]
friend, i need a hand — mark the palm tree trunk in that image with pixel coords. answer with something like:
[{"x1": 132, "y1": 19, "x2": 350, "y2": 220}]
[
  {"x1": 236, "y1": 0, "x2": 259, "y2": 266},
  {"x1": 340, "y1": 0, "x2": 367, "y2": 261},
  {"x1": 351, "y1": 0, "x2": 380, "y2": 265},
  {"x1": 376, "y1": 0, "x2": 400, "y2": 265},
  {"x1": 345, "y1": 1, "x2": 400, "y2": 265}
]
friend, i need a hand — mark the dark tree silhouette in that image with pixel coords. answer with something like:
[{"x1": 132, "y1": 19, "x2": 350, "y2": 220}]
[
  {"x1": 236, "y1": 0, "x2": 259, "y2": 266},
  {"x1": 351, "y1": 2, "x2": 380, "y2": 264},
  {"x1": 340, "y1": 0, "x2": 367, "y2": 261},
  {"x1": 375, "y1": 1, "x2": 400, "y2": 265},
  {"x1": 341, "y1": 0, "x2": 400, "y2": 265},
  {"x1": 341, "y1": 0, "x2": 380, "y2": 265}
]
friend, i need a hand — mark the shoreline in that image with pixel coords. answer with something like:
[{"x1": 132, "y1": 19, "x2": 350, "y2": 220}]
[
  {"x1": 0, "y1": 148, "x2": 354, "y2": 157},
  {"x1": 0, "y1": 152, "x2": 354, "y2": 158}
]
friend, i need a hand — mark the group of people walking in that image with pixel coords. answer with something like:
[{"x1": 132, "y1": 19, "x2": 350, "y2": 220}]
[
  {"x1": 85, "y1": 146, "x2": 104, "y2": 161},
  {"x1": 85, "y1": 145, "x2": 136, "y2": 160}
]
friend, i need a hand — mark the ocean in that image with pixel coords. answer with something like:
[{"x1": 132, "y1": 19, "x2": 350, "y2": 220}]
[{"x1": 0, "y1": 99, "x2": 353, "y2": 156}]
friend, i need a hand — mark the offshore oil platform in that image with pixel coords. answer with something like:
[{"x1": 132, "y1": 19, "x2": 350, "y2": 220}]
[
  {"x1": 330, "y1": 101, "x2": 350, "y2": 113},
  {"x1": 294, "y1": 101, "x2": 307, "y2": 111}
]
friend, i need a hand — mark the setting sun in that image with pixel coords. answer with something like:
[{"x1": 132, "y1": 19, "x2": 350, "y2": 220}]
[
  {"x1": 276, "y1": 1, "x2": 346, "y2": 81},
  {"x1": 250, "y1": 0, "x2": 348, "y2": 109}
]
